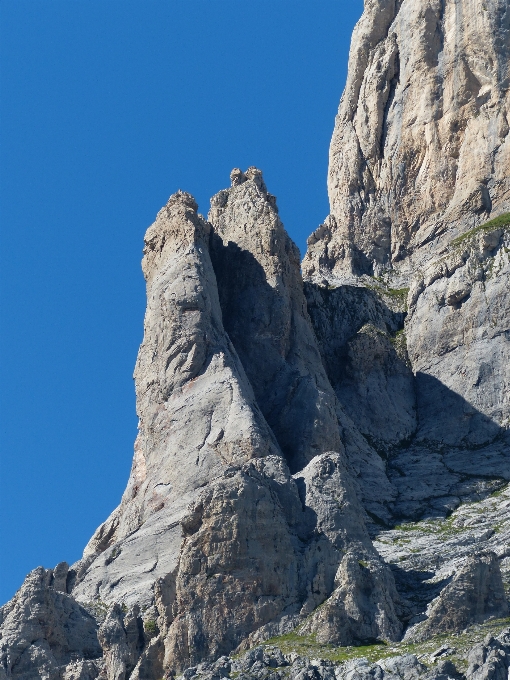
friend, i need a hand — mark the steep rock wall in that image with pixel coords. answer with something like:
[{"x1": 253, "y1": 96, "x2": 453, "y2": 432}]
[
  {"x1": 303, "y1": 0, "x2": 510, "y2": 281},
  {"x1": 70, "y1": 191, "x2": 281, "y2": 608}
]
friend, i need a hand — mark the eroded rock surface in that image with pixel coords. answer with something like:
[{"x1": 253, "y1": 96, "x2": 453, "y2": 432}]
[
  {"x1": 162, "y1": 452, "x2": 401, "y2": 672},
  {"x1": 407, "y1": 553, "x2": 509, "y2": 641},
  {"x1": 303, "y1": 0, "x2": 510, "y2": 282},
  {"x1": 0, "y1": 567, "x2": 102, "y2": 679},
  {"x1": 208, "y1": 168, "x2": 341, "y2": 473},
  {"x1": 70, "y1": 191, "x2": 280, "y2": 608},
  {"x1": 2, "y1": 0, "x2": 510, "y2": 676}
]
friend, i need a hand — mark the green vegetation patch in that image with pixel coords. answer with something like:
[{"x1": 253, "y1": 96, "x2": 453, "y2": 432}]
[
  {"x1": 144, "y1": 619, "x2": 158, "y2": 635},
  {"x1": 386, "y1": 287, "x2": 410, "y2": 300},
  {"x1": 451, "y1": 212, "x2": 510, "y2": 246},
  {"x1": 263, "y1": 617, "x2": 510, "y2": 670},
  {"x1": 366, "y1": 282, "x2": 410, "y2": 311},
  {"x1": 262, "y1": 631, "x2": 388, "y2": 664}
]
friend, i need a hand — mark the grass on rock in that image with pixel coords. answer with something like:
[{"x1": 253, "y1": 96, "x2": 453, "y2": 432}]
[
  {"x1": 451, "y1": 212, "x2": 510, "y2": 246},
  {"x1": 263, "y1": 617, "x2": 510, "y2": 671}
]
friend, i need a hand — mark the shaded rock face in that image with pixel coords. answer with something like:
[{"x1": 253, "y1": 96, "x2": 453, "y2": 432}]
[
  {"x1": 303, "y1": 0, "x2": 510, "y2": 281},
  {"x1": 208, "y1": 168, "x2": 341, "y2": 473},
  {"x1": 305, "y1": 282, "x2": 416, "y2": 452},
  {"x1": 407, "y1": 553, "x2": 509, "y2": 642}
]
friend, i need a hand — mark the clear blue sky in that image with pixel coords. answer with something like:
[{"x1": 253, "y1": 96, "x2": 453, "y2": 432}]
[{"x1": 0, "y1": 0, "x2": 363, "y2": 605}]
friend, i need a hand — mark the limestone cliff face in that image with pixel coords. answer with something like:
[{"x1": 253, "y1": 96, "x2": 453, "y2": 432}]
[
  {"x1": 36, "y1": 177, "x2": 402, "y2": 678},
  {"x1": 71, "y1": 191, "x2": 281, "y2": 609},
  {"x1": 303, "y1": 0, "x2": 510, "y2": 281},
  {"x1": 301, "y1": 0, "x2": 510, "y2": 522},
  {"x1": 1, "y1": 2, "x2": 509, "y2": 678}
]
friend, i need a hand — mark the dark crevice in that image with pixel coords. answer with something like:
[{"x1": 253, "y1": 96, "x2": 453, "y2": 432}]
[{"x1": 380, "y1": 51, "x2": 400, "y2": 158}]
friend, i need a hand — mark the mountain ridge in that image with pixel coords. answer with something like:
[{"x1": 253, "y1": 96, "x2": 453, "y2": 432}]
[{"x1": 1, "y1": 0, "x2": 509, "y2": 678}]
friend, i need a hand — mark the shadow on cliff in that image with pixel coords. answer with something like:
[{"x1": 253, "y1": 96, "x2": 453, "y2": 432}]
[
  {"x1": 414, "y1": 371, "x2": 507, "y2": 450},
  {"x1": 209, "y1": 231, "x2": 323, "y2": 473},
  {"x1": 384, "y1": 374, "x2": 509, "y2": 524},
  {"x1": 304, "y1": 282, "x2": 407, "y2": 389},
  {"x1": 388, "y1": 563, "x2": 452, "y2": 624}
]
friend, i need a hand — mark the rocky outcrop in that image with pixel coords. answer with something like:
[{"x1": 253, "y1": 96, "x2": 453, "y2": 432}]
[
  {"x1": 296, "y1": 454, "x2": 402, "y2": 645},
  {"x1": 179, "y1": 649, "x2": 431, "y2": 680},
  {"x1": 0, "y1": 567, "x2": 102, "y2": 679},
  {"x1": 208, "y1": 167, "x2": 341, "y2": 473},
  {"x1": 466, "y1": 629, "x2": 510, "y2": 680},
  {"x1": 161, "y1": 452, "x2": 401, "y2": 672},
  {"x1": 303, "y1": 0, "x2": 510, "y2": 281},
  {"x1": 208, "y1": 169, "x2": 399, "y2": 523},
  {"x1": 300, "y1": 0, "x2": 510, "y2": 596},
  {"x1": 97, "y1": 605, "x2": 145, "y2": 680},
  {"x1": 70, "y1": 191, "x2": 281, "y2": 608},
  {"x1": 2, "y1": 0, "x2": 510, "y2": 676},
  {"x1": 176, "y1": 627, "x2": 510, "y2": 680},
  {"x1": 19, "y1": 178, "x2": 401, "y2": 676},
  {"x1": 407, "y1": 553, "x2": 509, "y2": 641},
  {"x1": 406, "y1": 224, "x2": 510, "y2": 449}
]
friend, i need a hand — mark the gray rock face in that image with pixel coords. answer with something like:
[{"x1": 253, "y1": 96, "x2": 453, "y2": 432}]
[
  {"x1": 0, "y1": 567, "x2": 102, "y2": 679},
  {"x1": 71, "y1": 190, "x2": 280, "y2": 608},
  {"x1": 296, "y1": 454, "x2": 402, "y2": 645},
  {"x1": 161, "y1": 453, "x2": 401, "y2": 672},
  {"x1": 407, "y1": 553, "x2": 509, "y2": 642},
  {"x1": 466, "y1": 629, "x2": 510, "y2": 680},
  {"x1": 374, "y1": 482, "x2": 510, "y2": 634},
  {"x1": 300, "y1": 0, "x2": 510, "y2": 527},
  {"x1": 406, "y1": 227, "x2": 510, "y2": 449},
  {"x1": 8, "y1": 180, "x2": 398, "y2": 677},
  {"x1": 97, "y1": 604, "x2": 145, "y2": 680},
  {"x1": 2, "y1": 1, "x2": 510, "y2": 675},
  {"x1": 303, "y1": 0, "x2": 510, "y2": 281}
]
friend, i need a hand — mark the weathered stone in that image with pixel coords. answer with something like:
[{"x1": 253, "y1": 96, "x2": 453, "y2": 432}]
[
  {"x1": 162, "y1": 453, "x2": 401, "y2": 672},
  {"x1": 98, "y1": 604, "x2": 144, "y2": 680},
  {"x1": 466, "y1": 630, "x2": 510, "y2": 680},
  {"x1": 407, "y1": 553, "x2": 509, "y2": 641},
  {"x1": 303, "y1": 0, "x2": 510, "y2": 282},
  {"x1": 209, "y1": 170, "x2": 341, "y2": 473},
  {"x1": 71, "y1": 190, "x2": 280, "y2": 608},
  {"x1": 0, "y1": 567, "x2": 101, "y2": 679},
  {"x1": 406, "y1": 230, "x2": 510, "y2": 449},
  {"x1": 2, "y1": 1, "x2": 510, "y2": 675}
]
